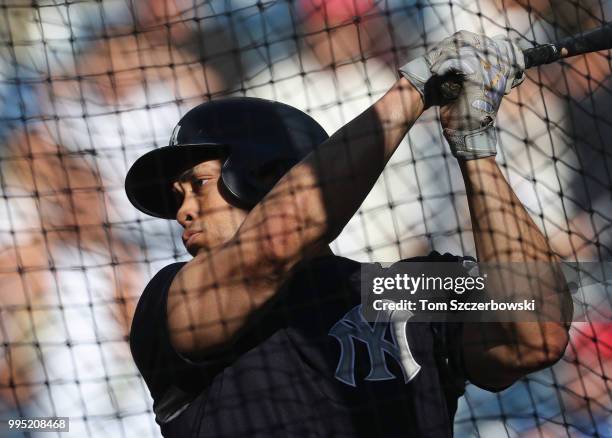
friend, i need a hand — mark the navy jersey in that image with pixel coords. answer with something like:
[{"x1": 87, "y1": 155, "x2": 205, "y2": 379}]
[{"x1": 130, "y1": 252, "x2": 468, "y2": 437}]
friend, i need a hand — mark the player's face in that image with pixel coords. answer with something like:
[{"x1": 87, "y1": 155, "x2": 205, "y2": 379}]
[{"x1": 172, "y1": 159, "x2": 248, "y2": 256}]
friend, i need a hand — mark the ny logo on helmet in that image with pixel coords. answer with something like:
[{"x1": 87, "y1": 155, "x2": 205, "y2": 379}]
[{"x1": 329, "y1": 304, "x2": 421, "y2": 387}]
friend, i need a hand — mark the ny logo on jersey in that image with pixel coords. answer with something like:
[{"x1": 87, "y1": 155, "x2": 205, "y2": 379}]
[{"x1": 328, "y1": 303, "x2": 421, "y2": 387}]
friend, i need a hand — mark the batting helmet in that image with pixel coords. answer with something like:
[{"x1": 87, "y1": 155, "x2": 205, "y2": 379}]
[{"x1": 125, "y1": 97, "x2": 329, "y2": 219}]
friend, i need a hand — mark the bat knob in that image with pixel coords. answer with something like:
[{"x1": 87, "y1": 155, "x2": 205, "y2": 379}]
[
  {"x1": 439, "y1": 73, "x2": 465, "y2": 101},
  {"x1": 441, "y1": 80, "x2": 462, "y2": 100}
]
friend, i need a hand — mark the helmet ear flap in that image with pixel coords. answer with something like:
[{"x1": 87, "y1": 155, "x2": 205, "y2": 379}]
[
  {"x1": 221, "y1": 157, "x2": 294, "y2": 209},
  {"x1": 250, "y1": 159, "x2": 291, "y2": 189},
  {"x1": 216, "y1": 173, "x2": 251, "y2": 210}
]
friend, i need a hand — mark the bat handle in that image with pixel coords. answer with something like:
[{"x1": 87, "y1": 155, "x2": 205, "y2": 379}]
[
  {"x1": 437, "y1": 22, "x2": 612, "y2": 101},
  {"x1": 522, "y1": 43, "x2": 561, "y2": 68}
]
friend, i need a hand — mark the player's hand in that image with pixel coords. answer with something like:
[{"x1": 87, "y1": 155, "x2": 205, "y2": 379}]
[
  {"x1": 399, "y1": 44, "x2": 450, "y2": 109},
  {"x1": 433, "y1": 31, "x2": 525, "y2": 160},
  {"x1": 400, "y1": 31, "x2": 524, "y2": 159},
  {"x1": 400, "y1": 30, "x2": 524, "y2": 107}
]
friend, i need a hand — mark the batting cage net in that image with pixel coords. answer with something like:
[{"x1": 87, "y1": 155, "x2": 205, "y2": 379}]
[{"x1": 0, "y1": 0, "x2": 610, "y2": 437}]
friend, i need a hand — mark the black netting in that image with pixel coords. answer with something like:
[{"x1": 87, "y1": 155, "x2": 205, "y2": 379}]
[{"x1": 0, "y1": 1, "x2": 610, "y2": 437}]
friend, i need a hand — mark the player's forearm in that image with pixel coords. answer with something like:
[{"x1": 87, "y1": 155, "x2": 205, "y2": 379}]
[
  {"x1": 461, "y1": 157, "x2": 558, "y2": 261},
  {"x1": 460, "y1": 157, "x2": 571, "y2": 386},
  {"x1": 236, "y1": 77, "x2": 423, "y2": 273}
]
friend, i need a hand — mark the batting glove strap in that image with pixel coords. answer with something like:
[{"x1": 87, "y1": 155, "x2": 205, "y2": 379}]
[
  {"x1": 399, "y1": 57, "x2": 430, "y2": 105},
  {"x1": 443, "y1": 123, "x2": 498, "y2": 160}
]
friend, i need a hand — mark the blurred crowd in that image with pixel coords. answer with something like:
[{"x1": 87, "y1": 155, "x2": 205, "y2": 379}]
[{"x1": 0, "y1": 0, "x2": 610, "y2": 436}]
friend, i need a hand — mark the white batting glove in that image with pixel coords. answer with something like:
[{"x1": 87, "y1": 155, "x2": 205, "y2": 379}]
[
  {"x1": 400, "y1": 31, "x2": 502, "y2": 108},
  {"x1": 400, "y1": 31, "x2": 525, "y2": 159},
  {"x1": 399, "y1": 43, "x2": 453, "y2": 109},
  {"x1": 433, "y1": 31, "x2": 525, "y2": 160}
]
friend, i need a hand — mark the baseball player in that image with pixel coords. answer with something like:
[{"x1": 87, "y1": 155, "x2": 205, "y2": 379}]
[{"x1": 125, "y1": 31, "x2": 572, "y2": 437}]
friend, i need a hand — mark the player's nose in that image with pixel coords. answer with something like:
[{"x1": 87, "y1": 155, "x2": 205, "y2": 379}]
[{"x1": 176, "y1": 192, "x2": 199, "y2": 228}]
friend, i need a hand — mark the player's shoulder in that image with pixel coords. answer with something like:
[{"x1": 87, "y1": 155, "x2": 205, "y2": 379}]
[
  {"x1": 131, "y1": 262, "x2": 187, "y2": 327},
  {"x1": 137, "y1": 262, "x2": 188, "y2": 300},
  {"x1": 145, "y1": 262, "x2": 188, "y2": 302},
  {"x1": 150, "y1": 262, "x2": 188, "y2": 285}
]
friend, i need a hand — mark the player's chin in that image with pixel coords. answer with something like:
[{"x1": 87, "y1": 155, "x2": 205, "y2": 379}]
[
  {"x1": 185, "y1": 238, "x2": 202, "y2": 256},
  {"x1": 185, "y1": 234, "x2": 214, "y2": 257}
]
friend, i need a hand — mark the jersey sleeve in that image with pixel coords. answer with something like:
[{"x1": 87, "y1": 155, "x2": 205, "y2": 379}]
[{"x1": 129, "y1": 262, "x2": 229, "y2": 424}]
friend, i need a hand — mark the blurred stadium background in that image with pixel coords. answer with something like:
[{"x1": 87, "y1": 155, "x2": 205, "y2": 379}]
[{"x1": 0, "y1": 0, "x2": 610, "y2": 436}]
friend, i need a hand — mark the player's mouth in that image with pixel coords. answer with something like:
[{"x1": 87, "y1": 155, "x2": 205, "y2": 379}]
[
  {"x1": 186, "y1": 232, "x2": 201, "y2": 247},
  {"x1": 182, "y1": 230, "x2": 202, "y2": 247}
]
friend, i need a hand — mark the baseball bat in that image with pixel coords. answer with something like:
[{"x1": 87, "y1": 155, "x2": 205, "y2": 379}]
[{"x1": 440, "y1": 23, "x2": 612, "y2": 100}]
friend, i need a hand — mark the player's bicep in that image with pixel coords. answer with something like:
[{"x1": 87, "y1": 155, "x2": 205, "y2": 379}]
[{"x1": 166, "y1": 242, "x2": 279, "y2": 356}]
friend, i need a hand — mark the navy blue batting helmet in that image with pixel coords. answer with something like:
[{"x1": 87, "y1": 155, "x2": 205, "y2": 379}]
[{"x1": 125, "y1": 97, "x2": 329, "y2": 219}]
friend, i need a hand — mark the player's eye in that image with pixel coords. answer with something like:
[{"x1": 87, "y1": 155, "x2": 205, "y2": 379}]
[{"x1": 192, "y1": 178, "x2": 210, "y2": 190}]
